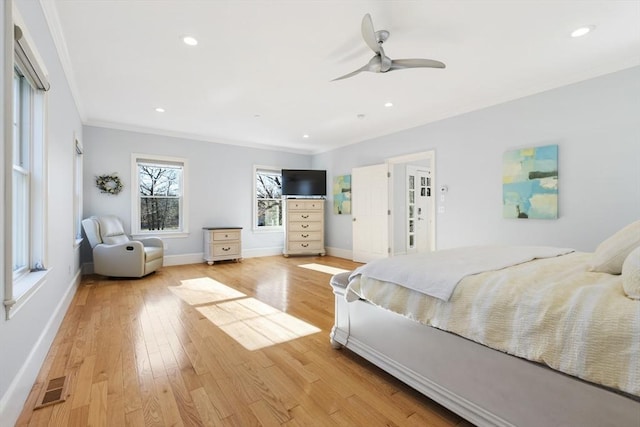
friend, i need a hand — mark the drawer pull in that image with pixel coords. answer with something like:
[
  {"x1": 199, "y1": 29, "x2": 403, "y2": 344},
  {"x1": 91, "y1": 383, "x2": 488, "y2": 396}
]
[
  {"x1": 301, "y1": 224, "x2": 309, "y2": 229},
  {"x1": 302, "y1": 234, "x2": 309, "y2": 238},
  {"x1": 301, "y1": 214, "x2": 309, "y2": 219},
  {"x1": 222, "y1": 247, "x2": 230, "y2": 251},
  {"x1": 301, "y1": 243, "x2": 309, "y2": 248}
]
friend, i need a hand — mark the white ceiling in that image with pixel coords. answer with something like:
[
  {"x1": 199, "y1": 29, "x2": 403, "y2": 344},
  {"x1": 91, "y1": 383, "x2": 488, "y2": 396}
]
[{"x1": 43, "y1": 1, "x2": 640, "y2": 154}]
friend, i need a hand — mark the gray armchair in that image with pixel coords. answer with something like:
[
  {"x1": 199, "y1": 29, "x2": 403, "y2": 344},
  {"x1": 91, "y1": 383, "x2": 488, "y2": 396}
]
[{"x1": 82, "y1": 215, "x2": 164, "y2": 278}]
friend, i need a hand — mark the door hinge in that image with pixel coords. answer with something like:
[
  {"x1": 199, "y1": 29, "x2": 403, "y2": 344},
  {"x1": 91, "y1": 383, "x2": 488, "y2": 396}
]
[
  {"x1": 388, "y1": 209, "x2": 391, "y2": 215},
  {"x1": 387, "y1": 171, "x2": 391, "y2": 178},
  {"x1": 388, "y1": 247, "x2": 391, "y2": 254}
]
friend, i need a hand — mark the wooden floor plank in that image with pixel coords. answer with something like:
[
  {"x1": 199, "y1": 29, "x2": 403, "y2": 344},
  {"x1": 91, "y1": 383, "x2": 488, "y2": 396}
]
[{"x1": 17, "y1": 255, "x2": 473, "y2": 427}]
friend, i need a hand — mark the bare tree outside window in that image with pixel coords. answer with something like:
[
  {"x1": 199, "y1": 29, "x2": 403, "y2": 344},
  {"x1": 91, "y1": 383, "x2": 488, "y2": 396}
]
[
  {"x1": 256, "y1": 169, "x2": 282, "y2": 227},
  {"x1": 138, "y1": 164, "x2": 182, "y2": 231}
]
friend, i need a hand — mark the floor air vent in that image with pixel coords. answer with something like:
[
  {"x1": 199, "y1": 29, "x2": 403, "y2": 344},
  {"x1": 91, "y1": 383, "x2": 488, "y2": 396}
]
[{"x1": 34, "y1": 376, "x2": 68, "y2": 409}]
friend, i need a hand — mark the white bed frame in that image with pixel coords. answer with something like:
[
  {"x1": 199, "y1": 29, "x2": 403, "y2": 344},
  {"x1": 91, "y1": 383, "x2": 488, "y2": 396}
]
[{"x1": 330, "y1": 281, "x2": 640, "y2": 427}]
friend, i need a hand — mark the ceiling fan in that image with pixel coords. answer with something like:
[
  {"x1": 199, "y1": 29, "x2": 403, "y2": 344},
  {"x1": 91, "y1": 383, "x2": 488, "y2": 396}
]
[{"x1": 332, "y1": 13, "x2": 445, "y2": 81}]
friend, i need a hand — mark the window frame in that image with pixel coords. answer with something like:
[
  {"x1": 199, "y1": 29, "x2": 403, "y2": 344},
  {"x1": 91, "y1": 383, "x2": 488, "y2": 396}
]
[
  {"x1": 131, "y1": 153, "x2": 189, "y2": 238},
  {"x1": 12, "y1": 66, "x2": 31, "y2": 280},
  {"x1": 4, "y1": 12, "x2": 50, "y2": 320},
  {"x1": 253, "y1": 165, "x2": 283, "y2": 232}
]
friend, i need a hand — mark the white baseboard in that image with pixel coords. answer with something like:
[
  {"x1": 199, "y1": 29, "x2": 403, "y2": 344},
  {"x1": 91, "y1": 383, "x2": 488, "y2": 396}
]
[
  {"x1": 163, "y1": 253, "x2": 203, "y2": 266},
  {"x1": 0, "y1": 269, "x2": 81, "y2": 427},
  {"x1": 325, "y1": 246, "x2": 353, "y2": 260},
  {"x1": 242, "y1": 247, "x2": 283, "y2": 258},
  {"x1": 82, "y1": 247, "x2": 287, "y2": 273},
  {"x1": 82, "y1": 246, "x2": 353, "y2": 274}
]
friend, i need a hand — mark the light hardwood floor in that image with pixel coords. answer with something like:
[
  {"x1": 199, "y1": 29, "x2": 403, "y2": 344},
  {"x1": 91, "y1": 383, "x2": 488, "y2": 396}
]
[{"x1": 16, "y1": 255, "x2": 474, "y2": 426}]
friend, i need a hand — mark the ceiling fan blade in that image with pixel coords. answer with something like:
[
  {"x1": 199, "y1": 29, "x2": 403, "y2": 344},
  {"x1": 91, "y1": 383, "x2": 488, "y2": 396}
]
[
  {"x1": 331, "y1": 65, "x2": 368, "y2": 81},
  {"x1": 331, "y1": 56, "x2": 382, "y2": 81},
  {"x1": 390, "y1": 58, "x2": 446, "y2": 70},
  {"x1": 361, "y1": 13, "x2": 380, "y2": 54}
]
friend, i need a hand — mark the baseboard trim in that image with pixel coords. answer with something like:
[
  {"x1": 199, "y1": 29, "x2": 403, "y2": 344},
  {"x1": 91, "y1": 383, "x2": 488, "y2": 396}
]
[
  {"x1": 325, "y1": 246, "x2": 353, "y2": 260},
  {"x1": 242, "y1": 247, "x2": 283, "y2": 259},
  {"x1": 163, "y1": 253, "x2": 203, "y2": 266},
  {"x1": 0, "y1": 270, "x2": 81, "y2": 426},
  {"x1": 82, "y1": 247, "x2": 288, "y2": 272}
]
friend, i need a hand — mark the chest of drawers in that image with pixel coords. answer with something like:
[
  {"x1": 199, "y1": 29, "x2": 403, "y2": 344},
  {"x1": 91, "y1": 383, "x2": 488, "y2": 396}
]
[
  {"x1": 203, "y1": 227, "x2": 242, "y2": 264},
  {"x1": 284, "y1": 199, "x2": 325, "y2": 257}
]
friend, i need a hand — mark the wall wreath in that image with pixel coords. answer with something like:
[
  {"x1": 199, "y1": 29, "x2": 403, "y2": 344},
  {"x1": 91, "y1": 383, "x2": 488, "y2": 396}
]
[{"x1": 96, "y1": 174, "x2": 124, "y2": 195}]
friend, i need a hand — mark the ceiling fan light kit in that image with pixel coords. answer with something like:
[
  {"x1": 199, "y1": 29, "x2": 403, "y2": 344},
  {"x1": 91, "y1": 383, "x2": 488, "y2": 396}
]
[{"x1": 332, "y1": 13, "x2": 446, "y2": 81}]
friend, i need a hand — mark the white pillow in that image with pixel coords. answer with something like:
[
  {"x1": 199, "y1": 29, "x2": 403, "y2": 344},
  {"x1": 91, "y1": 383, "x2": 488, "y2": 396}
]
[
  {"x1": 622, "y1": 246, "x2": 640, "y2": 300},
  {"x1": 588, "y1": 220, "x2": 640, "y2": 274}
]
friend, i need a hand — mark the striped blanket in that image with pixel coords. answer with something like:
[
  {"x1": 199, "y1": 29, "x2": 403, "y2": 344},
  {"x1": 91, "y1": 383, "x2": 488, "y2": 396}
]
[{"x1": 347, "y1": 252, "x2": 640, "y2": 397}]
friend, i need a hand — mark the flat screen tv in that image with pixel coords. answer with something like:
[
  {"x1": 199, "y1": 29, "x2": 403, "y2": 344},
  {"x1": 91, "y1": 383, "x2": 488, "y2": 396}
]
[{"x1": 281, "y1": 169, "x2": 327, "y2": 196}]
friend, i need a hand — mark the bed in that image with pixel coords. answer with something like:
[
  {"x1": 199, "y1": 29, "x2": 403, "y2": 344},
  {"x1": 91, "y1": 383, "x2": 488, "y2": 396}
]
[{"x1": 329, "y1": 222, "x2": 640, "y2": 427}]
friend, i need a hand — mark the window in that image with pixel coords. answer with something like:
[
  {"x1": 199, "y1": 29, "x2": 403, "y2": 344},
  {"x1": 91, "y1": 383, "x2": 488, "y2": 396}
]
[
  {"x1": 5, "y1": 20, "x2": 50, "y2": 318},
  {"x1": 12, "y1": 57, "x2": 46, "y2": 280},
  {"x1": 132, "y1": 154, "x2": 188, "y2": 236},
  {"x1": 12, "y1": 67, "x2": 31, "y2": 278},
  {"x1": 254, "y1": 166, "x2": 283, "y2": 230}
]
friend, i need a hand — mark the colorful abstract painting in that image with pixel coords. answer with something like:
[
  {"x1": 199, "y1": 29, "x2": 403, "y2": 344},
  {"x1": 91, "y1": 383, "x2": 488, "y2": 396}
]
[
  {"x1": 333, "y1": 175, "x2": 351, "y2": 214},
  {"x1": 503, "y1": 145, "x2": 558, "y2": 219}
]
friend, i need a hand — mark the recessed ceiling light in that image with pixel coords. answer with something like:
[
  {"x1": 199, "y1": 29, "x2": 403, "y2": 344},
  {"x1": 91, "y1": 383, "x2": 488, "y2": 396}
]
[
  {"x1": 357, "y1": 114, "x2": 366, "y2": 119},
  {"x1": 183, "y1": 36, "x2": 198, "y2": 46},
  {"x1": 303, "y1": 134, "x2": 310, "y2": 139},
  {"x1": 384, "y1": 102, "x2": 394, "y2": 107},
  {"x1": 571, "y1": 25, "x2": 595, "y2": 38},
  {"x1": 155, "y1": 107, "x2": 165, "y2": 113}
]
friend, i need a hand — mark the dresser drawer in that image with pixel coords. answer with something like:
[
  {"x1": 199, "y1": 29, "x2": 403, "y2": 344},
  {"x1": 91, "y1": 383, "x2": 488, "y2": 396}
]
[
  {"x1": 287, "y1": 241, "x2": 324, "y2": 252},
  {"x1": 288, "y1": 222, "x2": 322, "y2": 232},
  {"x1": 212, "y1": 243, "x2": 240, "y2": 257},
  {"x1": 288, "y1": 200, "x2": 323, "y2": 211},
  {"x1": 288, "y1": 231, "x2": 322, "y2": 242},
  {"x1": 211, "y1": 230, "x2": 240, "y2": 241},
  {"x1": 287, "y1": 212, "x2": 322, "y2": 222}
]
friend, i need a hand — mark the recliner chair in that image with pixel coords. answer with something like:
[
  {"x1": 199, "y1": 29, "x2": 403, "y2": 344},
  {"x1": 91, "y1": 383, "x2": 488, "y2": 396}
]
[{"x1": 82, "y1": 215, "x2": 164, "y2": 278}]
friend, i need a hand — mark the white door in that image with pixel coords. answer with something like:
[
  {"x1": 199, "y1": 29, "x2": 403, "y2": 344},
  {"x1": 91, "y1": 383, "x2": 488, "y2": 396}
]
[{"x1": 352, "y1": 164, "x2": 389, "y2": 263}]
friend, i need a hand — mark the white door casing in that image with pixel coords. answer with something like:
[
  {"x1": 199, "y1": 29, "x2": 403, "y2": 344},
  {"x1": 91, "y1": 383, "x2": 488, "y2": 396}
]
[{"x1": 388, "y1": 151, "x2": 436, "y2": 254}]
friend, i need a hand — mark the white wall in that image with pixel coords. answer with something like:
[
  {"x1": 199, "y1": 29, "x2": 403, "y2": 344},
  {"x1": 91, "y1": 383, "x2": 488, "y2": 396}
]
[
  {"x1": 82, "y1": 126, "x2": 311, "y2": 263},
  {"x1": 0, "y1": 1, "x2": 84, "y2": 424},
  {"x1": 315, "y1": 66, "x2": 640, "y2": 253}
]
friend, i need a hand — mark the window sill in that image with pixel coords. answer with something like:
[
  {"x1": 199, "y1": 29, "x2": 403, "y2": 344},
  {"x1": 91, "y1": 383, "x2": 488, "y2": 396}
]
[
  {"x1": 252, "y1": 227, "x2": 284, "y2": 234},
  {"x1": 5, "y1": 269, "x2": 50, "y2": 319},
  {"x1": 74, "y1": 237, "x2": 84, "y2": 249}
]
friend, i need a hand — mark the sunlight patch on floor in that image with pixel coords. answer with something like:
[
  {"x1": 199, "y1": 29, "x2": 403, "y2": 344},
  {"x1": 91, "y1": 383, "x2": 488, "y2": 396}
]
[
  {"x1": 170, "y1": 276, "x2": 321, "y2": 350},
  {"x1": 169, "y1": 277, "x2": 246, "y2": 305},
  {"x1": 298, "y1": 263, "x2": 350, "y2": 275},
  {"x1": 197, "y1": 297, "x2": 321, "y2": 351}
]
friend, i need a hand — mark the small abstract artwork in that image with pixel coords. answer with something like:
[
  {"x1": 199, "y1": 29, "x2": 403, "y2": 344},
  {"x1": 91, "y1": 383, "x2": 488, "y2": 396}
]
[
  {"x1": 333, "y1": 175, "x2": 351, "y2": 214},
  {"x1": 503, "y1": 144, "x2": 558, "y2": 219}
]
